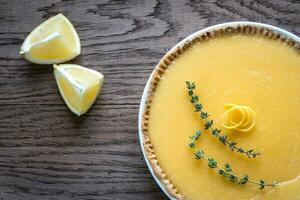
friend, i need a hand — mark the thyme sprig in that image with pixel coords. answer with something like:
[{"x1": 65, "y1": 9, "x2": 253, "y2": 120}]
[
  {"x1": 186, "y1": 81, "x2": 261, "y2": 158},
  {"x1": 189, "y1": 131, "x2": 277, "y2": 189}
]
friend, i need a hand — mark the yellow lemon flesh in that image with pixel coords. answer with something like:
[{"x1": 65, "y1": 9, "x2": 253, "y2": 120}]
[
  {"x1": 20, "y1": 14, "x2": 80, "y2": 64},
  {"x1": 54, "y1": 64, "x2": 104, "y2": 116}
]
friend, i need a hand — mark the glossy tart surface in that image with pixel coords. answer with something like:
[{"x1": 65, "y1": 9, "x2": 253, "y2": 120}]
[{"x1": 146, "y1": 32, "x2": 300, "y2": 200}]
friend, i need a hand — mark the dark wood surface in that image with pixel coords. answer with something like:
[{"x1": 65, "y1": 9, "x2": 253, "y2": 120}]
[{"x1": 0, "y1": 0, "x2": 299, "y2": 199}]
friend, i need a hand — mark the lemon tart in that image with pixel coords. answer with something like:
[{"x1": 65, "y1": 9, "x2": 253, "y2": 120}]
[{"x1": 140, "y1": 23, "x2": 300, "y2": 200}]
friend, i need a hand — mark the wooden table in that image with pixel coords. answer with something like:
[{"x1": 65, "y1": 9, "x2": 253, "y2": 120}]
[{"x1": 0, "y1": 0, "x2": 299, "y2": 199}]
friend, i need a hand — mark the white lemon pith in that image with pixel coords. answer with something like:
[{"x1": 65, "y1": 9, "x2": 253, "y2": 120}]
[
  {"x1": 20, "y1": 14, "x2": 81, "y2": 64},
  {"x1": 54, "y1": 64, "x2": 104, "y2": 116}
]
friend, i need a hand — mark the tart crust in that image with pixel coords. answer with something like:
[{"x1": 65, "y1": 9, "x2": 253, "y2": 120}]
[{"x1": 141, "y1": 24, "x2": 300, "y2": 199}]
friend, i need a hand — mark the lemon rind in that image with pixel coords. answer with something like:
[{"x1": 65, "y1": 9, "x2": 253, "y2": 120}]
[{"x1": 222, "y1": 104, "x2": 256, "y2": 132}]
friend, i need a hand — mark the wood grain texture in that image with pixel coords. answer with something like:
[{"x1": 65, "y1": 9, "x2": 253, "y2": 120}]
[{"x1": 0, "y1": 0, "x2": 299, "y2": 199}]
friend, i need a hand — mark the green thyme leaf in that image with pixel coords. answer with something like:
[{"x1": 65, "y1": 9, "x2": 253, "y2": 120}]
[
  {"x1": 207, "y1": 158, "x2": 217, "y2": 168},
  {"x1": 195, "y1": 150, "x2": 204, "y2": 159},
  {"x1": 205, "y1": 120, "x2": 214, "y2": 129}
]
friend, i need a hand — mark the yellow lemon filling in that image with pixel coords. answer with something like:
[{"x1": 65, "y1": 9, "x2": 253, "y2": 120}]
[{"x1": 148, "y1": 34, "x2": 300, "y2": 200}]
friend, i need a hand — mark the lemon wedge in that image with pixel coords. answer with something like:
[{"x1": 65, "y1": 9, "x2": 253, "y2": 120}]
[
  {"x1": 20, "y1": 14, "x2": 80, "y2": 64},
  {"x1": 54, "y1": 64, "x2": 104, "y2": 116}
]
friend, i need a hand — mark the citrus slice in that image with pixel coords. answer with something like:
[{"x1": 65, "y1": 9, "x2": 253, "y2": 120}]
[
  {"x1": 20, "y1": 14, "x2": 81, "y2": 64},
  {"x1": 53, "y1": 64, "x2": 104, "y2": 116}
]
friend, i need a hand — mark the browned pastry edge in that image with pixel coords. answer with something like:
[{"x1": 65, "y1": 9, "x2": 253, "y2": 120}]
[{"x1": 141, "y1": 25, "x2": 300, "y2": 200}]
